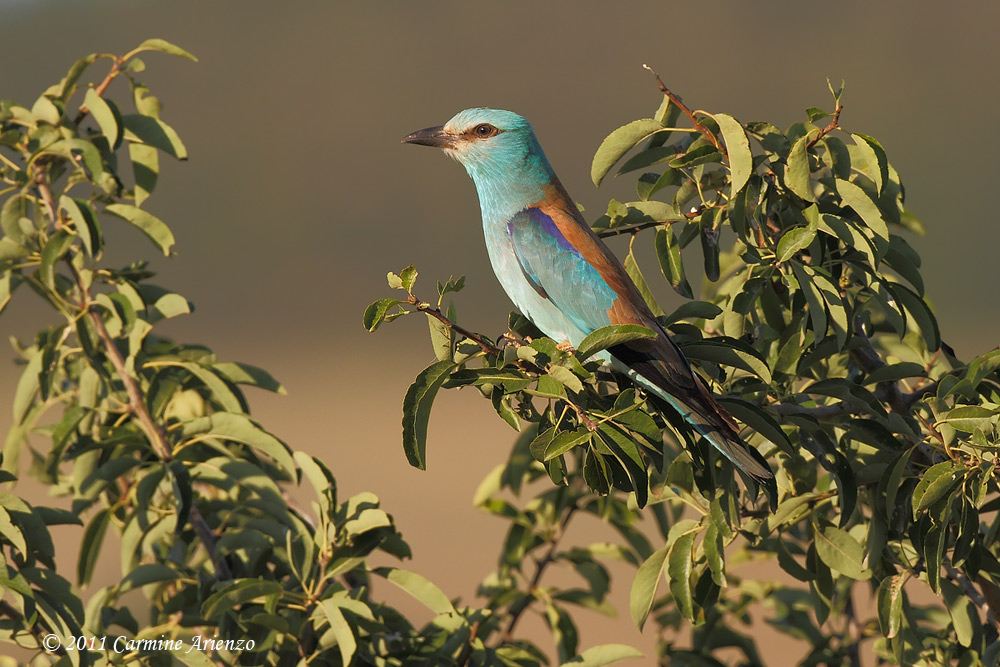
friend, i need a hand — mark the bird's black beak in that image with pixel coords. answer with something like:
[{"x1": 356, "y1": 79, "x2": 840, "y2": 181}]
[{"x1": 401, "y1": 125, "x2": 456, "y2": 149}]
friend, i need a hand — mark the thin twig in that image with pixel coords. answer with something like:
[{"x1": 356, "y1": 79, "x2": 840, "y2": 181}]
[
  {"x1": 501, "y1": 504, "x2": 577, "y2": 643},
  {"x1": 73, "y1": 57, "x2": 124, "y2": 125},
  {"x1": 409, "y1": 296, "x2": 501, "y2": 355},
  {"x1": 596, "y1": 205, "x2": 703, "y2": 238},
  {"x1": 643, "y1": 64, "x2": 725, "y2": 156},
  {"x1": 456, "y1": 619, "x2": 482, "y2": 667},
  {"x1": 805, "y1": 101, "x2": 843, "y2": 150}
]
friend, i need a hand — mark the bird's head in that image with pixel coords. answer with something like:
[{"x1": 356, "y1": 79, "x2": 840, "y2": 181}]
[{"x1": 402, "y1": 108, "x2": 553, "y2": 185}]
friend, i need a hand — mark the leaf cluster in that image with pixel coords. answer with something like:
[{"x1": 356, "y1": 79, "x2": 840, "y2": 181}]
[
  {"x1": 1, "y1": 42, "x2": 646, "y2": 667},
  {"x1": 368, "y1": 80, "x2": 1000, "y2": 665}
]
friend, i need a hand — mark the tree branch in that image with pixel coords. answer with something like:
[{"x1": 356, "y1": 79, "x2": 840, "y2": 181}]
[
  {"x1": 643, "y1": 65, "x2": 726, "y2": 156},
  {"x1": 943, "y1": 559, "x2": 999, "y2": 630},
  {"x1": 596, "y1": 205, "x2": 703, "y2": 238},
  {"x1": 501, "y1": 504, "x2": 577, "y2": 643},
  {"x1": 73, "y1": 57, "x2": 124, "y2": 125},
  {"x1": 33, "y1": 165, "x2": 232, "y2": 580},
  {"x1": 805, "y1": 100, "x2": 844, "y2": 150},
  {"x1": 409, "y1": 296, "x2": 501, "y2": 355}
]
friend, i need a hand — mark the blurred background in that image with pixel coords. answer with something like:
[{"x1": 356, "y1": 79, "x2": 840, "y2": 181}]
[{"x1": 1, "y1": 1, "x2": 998, "y2": 663}]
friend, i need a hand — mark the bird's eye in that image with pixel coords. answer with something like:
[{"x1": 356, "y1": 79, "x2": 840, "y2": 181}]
[{"x1": 473, "y1": 123, "x2": 498, "y2": 138}]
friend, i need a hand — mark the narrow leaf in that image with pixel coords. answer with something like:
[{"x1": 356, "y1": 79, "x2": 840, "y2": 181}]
[{"x1": 402, "y1": 360, "x2": 455, "y2": 469}]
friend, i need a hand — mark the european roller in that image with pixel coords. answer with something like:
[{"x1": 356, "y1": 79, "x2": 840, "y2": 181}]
[{"x1": 403, "y1": 108, "x2": 774, "y2": 497}]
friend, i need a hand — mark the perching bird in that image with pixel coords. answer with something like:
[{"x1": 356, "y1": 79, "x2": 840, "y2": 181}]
[{"x1": 403, "y1": 108, "x2": 774, "y2": 500}]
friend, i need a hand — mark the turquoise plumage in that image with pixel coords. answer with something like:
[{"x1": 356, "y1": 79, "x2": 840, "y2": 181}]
[{"x1": 403, "y1": 108, "x2": 775, "y2": 499}]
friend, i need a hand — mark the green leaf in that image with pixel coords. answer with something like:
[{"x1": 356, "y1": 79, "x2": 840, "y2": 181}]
[
  {"x1": 0, "y1": 506, "x2": 26, "y2": 554},
  {"x1": 679, "y1": 337, "x2": 772, "y2": 384},
  {"x1": 196, "y1": 412, "x2": 297, "y2": 478},
  {"x1": 118, "y1": 563, "x2": 182, "y2": 593},
  {"x1": 667, "y1": 530, "x2": 696, "y2": 621},
  {"x1": 629, "y1": 544, "x2": 668, "y2": 629},
  {"x1": 129, "y1": 143, "x2": 159, "y2": 206},
  {"x1": 427, "y1": 312, "x2": 453, "y2": 361},
  {"x1": 809, "y1": 267, "x2": 848, "y2": 350},
  {"x1": 877, "y1": 574, "x2": 904, "y2": 638},
  {"x1": 0, "y1": 194, "x2": 29, "y2": 244},
  {"x1": 938, "y1": 405, "x2": 1000, "y2": 432},
  {"x1": 887, "y1": 282, "x2": 940, "y2": 351},
  {"x1": 576, "y1": 324, "x2": 658, "y2": 361},
  {"x1": 402, "y1": 360, "x2": 455, "y2": 469},
  {"x1": 448, "y1": 368, "x2": 531, "y2": 392},
  {"x1": 912, "y1": 461, "x2": 962, "y2": 515},
  {"x1": 213, "y1": 361, "x2": 286, "y2": 394},
  {"x1": 39, "y1": 230, "x2": 74, "y2": 290},
  {"x1": 363, "y1": 297, "x2": 400, "y2": 331},
  {"x1": 60, "y1": 196, "x2": 103, "y2": 258},
  {"x1": 122, "y1": 114, "x2": 188, "y2": 159},
  {"x1": 0, "y1": 238, "x2": 29, "y2": 262},
  {"x1": 836, "y1": 178, "x2": 889, "y2": 248},
  {"x1": 814, "y1": 525, "x2": 871, "y2": 580},
  {"x1": 544, "y1": 428, "x2": 593, "y2": 461},
  {"x1": 150, "y1": 358, "x2": 246, "y2": 413},
  {"x1": 941, "y1": 579, "x2": 978, "y2": 648},
  {"x1": 77, "y1": 508, "x2": 110, "y2": 586},
  {"x1": 45, "y1": 138, "x2": 106, "y2": 181},
  {"x1": 662, "y1": 300, "x2": 722, "y2": 327},
  {"x1": 703, "y1": 524, "x2": 726, "y2": 586},
  {"x1": 851, "y1": 133, "x2": 888, "y2": 195},
  {"x1": 791, "y1": 260, "x2": 827, "y2": 343},
  {"x1": 669, "y1": 144, "x2": 722, "y2": 169},
  {"x1": 863, "y1": 362, "x2": 927, "y2": 386},
  {"x1": 105, "y1": 203, "x2": 175, "y2": 255},
  {"x1": 776, "y1": 226, "x2": 817, "y2": 263},
  {"x1": 84, "y1": 88, "x2": 122, "y2": 149},
  {"x1": 372, "y1": 566, "x2": 456, "y2": 615},
  {"x1": 624, "y1": 248, "x2": 665, "y2": 318},
  {"x1": 880, "y1": 447, "x2": 914, "y2": 519},
  {"x1": 547, "y1": 364, "x2": 584, "y2": 393},
  {"x1": 591, "y1": 119, "x2": 666, "y2": 187},
  {"x1": 776, "y1": 540, "x2": 814, "y2": 581},
  {"x1": 201, "y1": 579, "x2": 283, "y2": 618},
  {"x1": 716, "y1": 397, "x2": 792, "y2": 452},
  {"x1": 597, "y1": 423, "x2": 648, "y2": 508},
  {"x1": 785, "y1": 135, "x2": 815, "y2": 201},
  {"x1": 713, "y1": 113, "x2": 752, "y2": 196},
  {"x1": 558, "y1": 644, "x2": 644, "y2": 667},
  {"x1": 316, "y1": 599, "x2": 357, "y2": 665},
  {"x1": 130, "y1": 38, "x2": 198, "y2": 61},
  {"x1": 655, "y1": 226, "x2": 692, "y2": 298}
]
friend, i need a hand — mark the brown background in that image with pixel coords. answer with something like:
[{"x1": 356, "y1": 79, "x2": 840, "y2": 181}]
[{"x1": 1, "y1": 1, "x2": 998, "y2": 664}]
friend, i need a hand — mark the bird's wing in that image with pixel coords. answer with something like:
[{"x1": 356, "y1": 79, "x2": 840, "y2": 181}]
[
  {"x1": 507, "y1": 185, "x2": 775, "y2": 497},
  {"x1": 506, "y1": 185, "x2": 697, "y2": 391}
]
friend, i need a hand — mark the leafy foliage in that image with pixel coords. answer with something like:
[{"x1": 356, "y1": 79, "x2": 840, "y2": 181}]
[
  {"x1": 0, "y1": 42, "x2": 647, "y2": 667},
  {"x1": 368, "y1": 76, "x2": 1000, "y2": 664}
]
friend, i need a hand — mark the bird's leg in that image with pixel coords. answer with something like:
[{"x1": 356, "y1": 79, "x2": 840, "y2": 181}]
[{"x1": 556, "y1": 340, "x2": 576, "y2": 354}]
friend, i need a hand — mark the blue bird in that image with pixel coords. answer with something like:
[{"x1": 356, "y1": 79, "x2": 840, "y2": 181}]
[{"x1": 403, "y1": 109, "x2": 774, "y2": 498}]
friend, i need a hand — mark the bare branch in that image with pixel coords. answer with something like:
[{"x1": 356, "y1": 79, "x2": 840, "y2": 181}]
[
  {"x1": 643, "y1": 65, "x2": 726, "y2": 156},
  {"x1": 409, "y1": 295, "x2": 501, "y2": 355}
]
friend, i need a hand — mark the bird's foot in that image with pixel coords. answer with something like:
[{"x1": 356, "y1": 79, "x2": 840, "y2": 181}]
[
  {"x1": 556, "y1": 340, "x2": 576, "y2": 354},
  {"x1": 500, "y1": 331, "x2": 532, "y2": 349}
]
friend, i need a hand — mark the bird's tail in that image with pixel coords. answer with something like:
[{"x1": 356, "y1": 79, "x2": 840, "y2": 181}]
[{"x1": 626, "y1": 369, "x2": 777, "y2": 509}]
